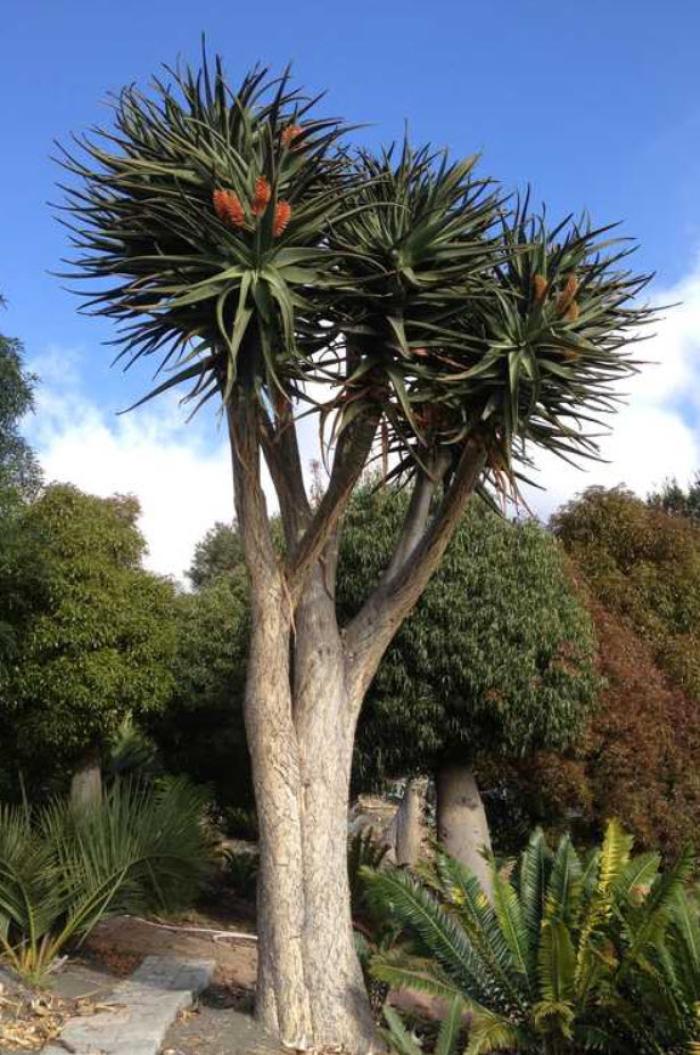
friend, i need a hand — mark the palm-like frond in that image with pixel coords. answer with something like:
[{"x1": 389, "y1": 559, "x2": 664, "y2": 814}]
[
  {"x1": 0, "y1": 778, "x2": 213, "y2": 981},
  {"x1": 58, "y1": 55, "x2": 656, "y2": 490},
  {"x1": 58, "y1": 57, "x2": 352, "y2": 409},
  {"x1": 367, "y1": 822, "x2": 700, "y2": 1055}
]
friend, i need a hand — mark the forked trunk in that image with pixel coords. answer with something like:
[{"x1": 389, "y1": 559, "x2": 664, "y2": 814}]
[
  {"x1": 227, "y1": 394, "x2": 484, "y2": 1052},
  {"x1": 436, "y1": 763, "x2": 493, "y2": 898}
]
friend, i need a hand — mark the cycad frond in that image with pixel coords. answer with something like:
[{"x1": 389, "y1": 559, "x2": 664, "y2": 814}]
[
  {"x1": 465, "y1": 1009, "x2": 521, "y2": 1055},
  {"x1": 434, "y1": 997, "x2": 464, "y2": 1055},
  {"x1": 545, "y1": 835, "x2": 582, "y2": 927},
  {"x1": 490, "y1": 864, "x2": 532, "y2": 985},
  {"x1": 361, "y1": 866, "x2": 490, "y2": 998}
]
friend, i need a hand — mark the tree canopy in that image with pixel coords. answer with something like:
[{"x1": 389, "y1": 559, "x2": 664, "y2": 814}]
[
  {"x1": 338, "y1": 487, "x2": 598, "y2": 786},
  {"x1": 0, "y1": 319, "x2": 42, "y2": 502},
  {"x1": 553, "y1": 486, "x2": 700, "y2": 699},
  {"x1": 649, "y1": 474, "x2": 700, "y2": 522},
  {"x1": 149, "y1": 569, "x2": 253, "y2": 820},
  {"x1": 0, "y1": 485, "x2": 176, "y2": 793}
]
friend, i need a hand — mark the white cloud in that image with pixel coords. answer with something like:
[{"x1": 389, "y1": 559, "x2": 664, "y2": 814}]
[
  {"x1": 22, "y1": 259, "x2": 700, "y2": 578},
  {"x1": 521, "y1": 262, "x2": 700, "y2": 519},
  {"x1": 26, "y1": 371, "x2": 235, "y2": 581}
]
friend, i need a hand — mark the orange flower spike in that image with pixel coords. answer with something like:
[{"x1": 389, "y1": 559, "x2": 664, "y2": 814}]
[
  {"x1": 212, "y1": 188, "x2": 245, "y2": 228},
  {"x1": 556, "y1": 273, "x2": 579, "y2": 315},
  {"x1": 251, "y1": 176, "x2": 272, "y2": 217},
  {"x1": 532, "y1": 273, "x2": 548, "y2": 305},
  {"x1": 280, "y1": 124, "x2": 303, "y2": 149},
  {"x1": 273, "y1": 201, "x2": 292, "y2": 237}
]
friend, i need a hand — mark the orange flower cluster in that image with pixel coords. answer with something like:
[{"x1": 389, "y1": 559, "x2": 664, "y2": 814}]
[
  {"x1": 556, "y1": 274, "x2": 579, "y2": 319},
  {"x1": 280, "y1": 124, "x2": 303, "y2": 149},
  {"x1": 273, "y1": 201, "x2": 292, "y2": 237},
  {"x1": 531, "y1": 272, "x2": 580, "y2": 322},
  {"x1": 212, "y1": 188, "x2": 245, "y2": 228},
  {"x1": 251, "y1": 176, "x2": 272, "y2": 216},
  {"x1": 532, "y1": 273, "x2": 548, "y2": 305},
  {"x1": 212, "y1": 180, "x2": 292, "y2": 238}
]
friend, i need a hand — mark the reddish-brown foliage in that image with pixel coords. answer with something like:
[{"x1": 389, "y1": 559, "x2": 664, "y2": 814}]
[{"x1": 509, "y1": 595, "x2": 700, "y2": 858}]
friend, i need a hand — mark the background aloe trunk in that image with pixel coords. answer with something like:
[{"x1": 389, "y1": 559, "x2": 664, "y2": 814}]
[
  {"x1": 70, "y1": 745, "x2": 102, "y2": 811},
  {"x1": 436, "y1": 764, "x2": 492, "y2": 896}
]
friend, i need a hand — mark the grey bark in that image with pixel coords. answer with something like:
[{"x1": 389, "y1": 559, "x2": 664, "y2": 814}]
[
  {"x1": 70, "y1": 748, "x2": 102, "y2": 811},
  {"x1": 436, "y1": 764, "x2": 493, "y2": 899},
  {"x1": 227, "y1": 388, "x2": 486, "y2": 1052},
  {"x1": 388, "y1": 778, "x2": 425, "y2": 866}
]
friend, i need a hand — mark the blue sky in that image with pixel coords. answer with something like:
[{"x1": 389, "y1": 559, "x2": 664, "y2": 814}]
[{"x1": 3, "y1": 0, "x2": 700, "y2": 576}]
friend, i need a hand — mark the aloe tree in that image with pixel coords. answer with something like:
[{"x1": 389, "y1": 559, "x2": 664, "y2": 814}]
[{"x1": 58, "y1": 54, "x2": 652, "y2": 1050}]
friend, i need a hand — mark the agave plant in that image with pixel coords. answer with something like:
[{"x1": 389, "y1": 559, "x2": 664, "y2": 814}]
[
  {"x1": 0, "y1": 778, "x2": 213, "y2": 983},
  {"x1": 363, "y1": 821, "x2": 700, "y2": 1055}
]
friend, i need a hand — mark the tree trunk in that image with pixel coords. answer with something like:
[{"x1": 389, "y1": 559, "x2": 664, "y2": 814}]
[
  {"x1": 70, "y1": 746, "x2": 102, "y2": 811},
  {"x1": 391, "y1": 778, "x2": 425, "y2": 866},
  {"x1": 227, "y1": 394, "x2": 484, "y2": 1052},
  {"x1": 436, "y1": 764, "x2": 493, "y2": 897},
  {"x1": 242, "y1": 563, "x2": 377, "y2": 1051}
]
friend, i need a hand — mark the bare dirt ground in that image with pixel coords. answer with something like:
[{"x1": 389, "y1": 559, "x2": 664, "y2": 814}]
[
  {"x1": 85, "y1": 896, "x2": 259, "y2": 993},
  {"x1": 82, "y1": 898, "x2": 265, "y2": 1053}
]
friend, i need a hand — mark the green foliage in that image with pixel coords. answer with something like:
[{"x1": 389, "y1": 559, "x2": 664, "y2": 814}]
[
  {"x1": 553, "y1": 486, "x2": 700, "y2": 702},
  {"x1": 338, "y1": 488, "x2": 598, "y2": 787},
  {"x1": 649, "y1": 473, "x2": 700, "y2": 523},
  {"x1": 187, "y1": 520, "x2": 245, "y2": 589},
  {"x1": 364, "y1": 822, "x2": 700, "y2": 1054},
  {"x1": 0, "y1": 315, "x2": 44, "y2": 683},
  {"x1": 222, "y1": 848, "x2": 259, "y2": 900},
  {"x1": 0, "y1": 321, "x2": 42, "y2": 501},
  {"x1": 0, "y1": 778, "x2": 213, "y2": 982},
  {"x1": 0, "y1": 485, "x2": 176, "y2": 790},
  {"x1": 60, "y1": 55, "x2": 652, "y2": 483},
  {"x1": 348, "y1": 829, "x2": 389, "y2": 916},
  {"x1": 148, "y1": 572, "x2": 252, "y2": 812}
]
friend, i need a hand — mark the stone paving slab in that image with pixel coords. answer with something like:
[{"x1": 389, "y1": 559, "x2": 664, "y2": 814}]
[{"x1": 44, "y1": 955, "x2": 214, "y2": 1055}]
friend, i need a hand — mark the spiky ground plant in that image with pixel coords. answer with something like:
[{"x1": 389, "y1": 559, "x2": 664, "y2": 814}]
[
  {"x1": 364, "y1": 822, "x2": 700, "y2": 1055},
  {"x1": 57, "y1": 52, "x2": 654, "y2": 1051},
  {"x1": 0, "y1": 778, "x2": 212, "y2": 983}
]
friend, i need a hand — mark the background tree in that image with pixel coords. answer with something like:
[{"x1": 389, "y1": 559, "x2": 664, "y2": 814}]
[
  {"x1": 0, "y1": 307, "x2": 42, "y2": 502},
  {"x1": 0, "y1": 313, "x2": 46, "y2": 774},
  {"x1": 337, "y1": 486, "x2": 597, "y2": 887},
  {"x1": 491, "y1": 485, "x2": 700, "y2": 856},
  {"x1": 61, "y1": 56, "x2": 651, "y2": 1049},
  {"x1": 504, "y1": 596, "x2": 700, "y2": 859},
  {"x1": 553, "y1": 486, "x2": 700, "y2": 698},
  {"x1": 187, "y1": 520, "x2": 245, "y2": 588},
  {"x1": 149, "y1": 555, "x2": 254, "y2": 826},
  {"x1": 648, "y1": 473, "x2": 700, "y2": 522},
  {"x1": 0, "y1": 485, "x2": 176, "y2": 803}
]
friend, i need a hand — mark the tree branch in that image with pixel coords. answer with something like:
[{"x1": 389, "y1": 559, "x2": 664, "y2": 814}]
[
  {"x1": 343, "y1": 439, "x2": 486, "y2": 702},
  {"x1": 286, "y1": 412, "x2": 379, "y2": 601},
  {"x1": 381, "y1": 451, "x2": 451, "y2": 584},
  {"x1": 226, "y1": 397, "x2": 280, "y2": 597},
  {"x1": 259, "y1": 406, "x2": 311, "y2": 549}
]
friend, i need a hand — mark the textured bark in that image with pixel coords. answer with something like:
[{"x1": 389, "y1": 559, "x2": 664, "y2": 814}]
[
  {"x1": 70, "y1": 747, "x2": 102, "y2": 811},
  {"x1": 228, "y1": 398, "x2": 377, "y2": 1051},
  {"x1": 227, "y1": 385, "x2": 484, "y2": 1052},
  {"x1": 391, "y1": 778, "x2": 425, "y2": 866},
  {"x1": 436, "y1": 764, "x2": 493, "y2": 898}
]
